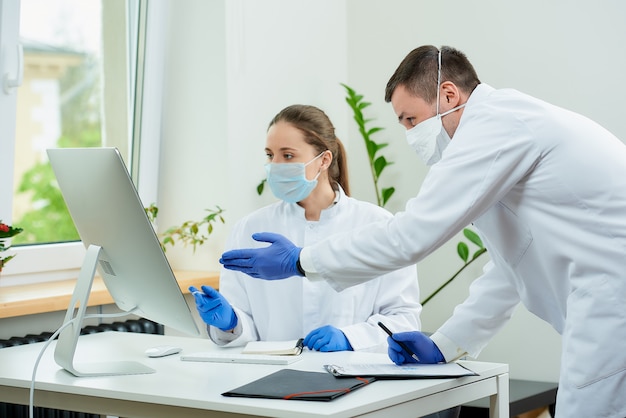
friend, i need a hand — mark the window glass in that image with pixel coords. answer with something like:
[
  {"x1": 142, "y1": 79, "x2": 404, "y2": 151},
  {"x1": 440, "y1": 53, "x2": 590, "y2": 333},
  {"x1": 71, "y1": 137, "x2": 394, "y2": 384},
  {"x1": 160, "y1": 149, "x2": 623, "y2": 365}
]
[
  {"x1": 12, "y1": 0, "x2": 139, "y2": 248},
  {"x1": 1, "y1": 0, "x2": 163, "y2": 283},
  {"x1": 12, "y1": 0, "x2": 103, "y2": 245}
]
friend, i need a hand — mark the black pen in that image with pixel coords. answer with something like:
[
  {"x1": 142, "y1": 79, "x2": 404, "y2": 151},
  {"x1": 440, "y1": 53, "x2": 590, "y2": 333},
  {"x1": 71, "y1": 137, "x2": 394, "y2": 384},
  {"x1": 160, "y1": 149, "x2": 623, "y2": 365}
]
[
  {"x1": 378, "y1": 321, "x2": 420, "y2": 362},
  {"x1": 295, "y1": 337, "x2": 304, "y2": 354}
]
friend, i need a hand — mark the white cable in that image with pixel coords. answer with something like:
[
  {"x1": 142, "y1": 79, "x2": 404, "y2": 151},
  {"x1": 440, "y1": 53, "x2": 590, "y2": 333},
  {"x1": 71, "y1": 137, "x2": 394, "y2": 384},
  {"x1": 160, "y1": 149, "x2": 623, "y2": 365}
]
[{"x1": 29, "y1": 309, "x2": 140, "y2": 418}]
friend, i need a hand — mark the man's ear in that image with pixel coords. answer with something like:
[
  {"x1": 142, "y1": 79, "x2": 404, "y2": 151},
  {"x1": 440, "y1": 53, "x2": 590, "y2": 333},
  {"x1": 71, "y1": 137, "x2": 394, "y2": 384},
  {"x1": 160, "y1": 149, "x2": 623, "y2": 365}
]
[{"x1": 440, "y1": 81, "x2": 461, "y2": 107}]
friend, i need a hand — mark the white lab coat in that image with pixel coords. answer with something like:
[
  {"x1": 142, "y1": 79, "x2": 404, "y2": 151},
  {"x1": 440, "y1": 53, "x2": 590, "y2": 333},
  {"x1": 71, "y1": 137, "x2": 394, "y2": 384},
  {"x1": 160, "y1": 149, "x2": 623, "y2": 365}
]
[
  {"x1": 301, "y1": 84, "x2": 626, "y2": 417},
  {"x1": 209, "y1": 188, "x2": 421, "y2": 352}
]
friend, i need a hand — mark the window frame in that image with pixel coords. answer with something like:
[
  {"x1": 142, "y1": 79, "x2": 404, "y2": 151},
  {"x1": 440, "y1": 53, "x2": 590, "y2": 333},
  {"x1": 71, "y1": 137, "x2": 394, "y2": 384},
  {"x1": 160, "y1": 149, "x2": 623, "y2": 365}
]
[
  {"x1": 0, "y1": 0, "x2": 21, "y2": 230},
  {"x1": 0, "y1": 0, "x2": 167, "y2": 286}
]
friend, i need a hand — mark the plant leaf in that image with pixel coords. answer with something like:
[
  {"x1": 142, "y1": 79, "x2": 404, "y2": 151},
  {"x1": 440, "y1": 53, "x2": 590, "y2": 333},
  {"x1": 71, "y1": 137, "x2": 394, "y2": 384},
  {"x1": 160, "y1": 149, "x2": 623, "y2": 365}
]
[
  {"x1": 340, "y1": 83, "x2": 355, "y2": 95},
  {"x1": 472, "y1": 248, "x2": 486, "y2": 260},
  {"x1": 373, "y1": 156, "x2": 388, "y2": 178},
  {"x1": 463, "y1": 228, "x2": 483, "y2": 248},
  {"x1": 457, "y1": 242, "x2": 469, "y2": 263},
  {"x1": 381, "y1": 187, "x2": 395, "y2": 206},
  {"x1": 374, "y1": 141, "x2": 389, "y2": 152},
  {"x1": 367, "y1": 127, "x2": 384, "y2": 136},
  {"x1": 256, "y1": 179, "x2": 266, "y2": 195},
  {"x1": 365, "y1": 139, "x2": 377, "y2": 160}
]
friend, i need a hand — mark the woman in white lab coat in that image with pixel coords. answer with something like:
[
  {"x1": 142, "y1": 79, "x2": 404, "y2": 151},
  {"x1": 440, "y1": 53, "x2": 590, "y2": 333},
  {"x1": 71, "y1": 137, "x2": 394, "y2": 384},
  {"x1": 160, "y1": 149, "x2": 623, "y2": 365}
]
[
  {"x1": 220, "y1": 47, "x2": 626, "y2": 417},
  {"x1": 192, "y1": 104, "x2": 421, "y2": 353}
]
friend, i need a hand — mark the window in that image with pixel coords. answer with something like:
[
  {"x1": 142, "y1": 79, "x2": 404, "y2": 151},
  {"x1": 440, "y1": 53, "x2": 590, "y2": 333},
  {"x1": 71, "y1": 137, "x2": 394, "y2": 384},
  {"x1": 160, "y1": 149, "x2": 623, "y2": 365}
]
[{"x1": 0, "y1": 0, "x2": 165, "y2": 285}]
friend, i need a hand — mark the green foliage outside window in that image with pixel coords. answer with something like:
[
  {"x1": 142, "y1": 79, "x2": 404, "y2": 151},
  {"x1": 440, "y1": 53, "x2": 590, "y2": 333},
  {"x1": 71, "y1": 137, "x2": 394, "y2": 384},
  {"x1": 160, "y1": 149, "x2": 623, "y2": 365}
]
[{"x1": 13, "y1": 52, "x2": 101, "y2": 245}]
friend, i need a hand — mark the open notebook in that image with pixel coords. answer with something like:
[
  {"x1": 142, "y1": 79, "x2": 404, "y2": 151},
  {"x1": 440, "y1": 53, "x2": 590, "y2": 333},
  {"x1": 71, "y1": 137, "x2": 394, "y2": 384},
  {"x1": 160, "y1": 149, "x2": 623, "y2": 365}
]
[
  {"x1": 241, "y1": 338, "x2": 304, "y2": 355},
  {"x1": 181, "y1": 339, "x2": 305, "y2": 365},
  {"x1": 180, "y1": 351, "x2": 302, "y2": 365}
]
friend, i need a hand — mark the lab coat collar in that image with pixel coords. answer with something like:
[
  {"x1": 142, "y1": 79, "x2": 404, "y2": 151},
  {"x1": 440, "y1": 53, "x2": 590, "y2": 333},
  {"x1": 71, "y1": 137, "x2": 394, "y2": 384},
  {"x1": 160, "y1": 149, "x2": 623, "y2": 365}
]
[
  {"x1": 452, "y1": 83, "x2": 494, "y2": 137},
  {"x1": 466, "y1": 83, "x2": 495, "y2": 106}
]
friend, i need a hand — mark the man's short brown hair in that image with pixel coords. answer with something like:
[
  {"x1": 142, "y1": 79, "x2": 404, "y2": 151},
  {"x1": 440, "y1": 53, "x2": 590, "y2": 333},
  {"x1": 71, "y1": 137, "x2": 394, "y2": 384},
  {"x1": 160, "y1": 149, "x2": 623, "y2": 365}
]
[{"x1": 385, "y1": 45, "x2": 481, "y2": 104}]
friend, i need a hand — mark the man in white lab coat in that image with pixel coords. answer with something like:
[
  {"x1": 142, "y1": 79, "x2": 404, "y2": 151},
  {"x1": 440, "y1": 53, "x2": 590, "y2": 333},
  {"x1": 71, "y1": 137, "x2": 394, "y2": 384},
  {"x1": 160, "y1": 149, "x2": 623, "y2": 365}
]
[{"x1": 220, "y1": 45, "x2": 626, "y2": 417}]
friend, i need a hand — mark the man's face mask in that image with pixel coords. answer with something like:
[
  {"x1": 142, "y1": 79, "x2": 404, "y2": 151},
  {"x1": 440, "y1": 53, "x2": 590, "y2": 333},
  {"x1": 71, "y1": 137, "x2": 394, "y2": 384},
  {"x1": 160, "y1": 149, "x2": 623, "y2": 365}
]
[
  {"x1": 405, "y1": 50, "x2": 465, "y2": 165},
  {"x1": 264, "y1": 152, "x2": 324, "y2": 203}
]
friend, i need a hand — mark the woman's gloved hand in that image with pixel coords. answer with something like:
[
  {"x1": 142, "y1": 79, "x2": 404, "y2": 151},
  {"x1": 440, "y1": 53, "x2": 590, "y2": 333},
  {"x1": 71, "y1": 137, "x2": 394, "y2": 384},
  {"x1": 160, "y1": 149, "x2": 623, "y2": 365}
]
[
  {"x1": 189, "y1": 285, "x2": 237, "y2": 331},
  {"x1": 387, "y1": 331, "x2": 445, "y2": 365},
  {"x1": 304, "y1": 325, "x2": 353, "y2": 352},
  {"x1": 219, "y1": 232, "x2": 303, "y2": 280}
]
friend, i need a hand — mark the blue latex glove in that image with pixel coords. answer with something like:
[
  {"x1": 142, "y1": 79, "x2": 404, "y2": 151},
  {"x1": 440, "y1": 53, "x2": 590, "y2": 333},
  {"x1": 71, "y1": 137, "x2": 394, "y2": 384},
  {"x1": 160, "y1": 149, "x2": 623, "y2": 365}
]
[
  {"x1": 189, "y1": 285, "x2": 237, "y2": 331},
  {"x1": 387, "y1": 331, "x2": 445, "y2": 365},
  {"x1": 219, "y1": 232, "x2": 303, "y2": 280},
  {"x1": 303, "y1": 325, "x2": 353, "y2": 352}
]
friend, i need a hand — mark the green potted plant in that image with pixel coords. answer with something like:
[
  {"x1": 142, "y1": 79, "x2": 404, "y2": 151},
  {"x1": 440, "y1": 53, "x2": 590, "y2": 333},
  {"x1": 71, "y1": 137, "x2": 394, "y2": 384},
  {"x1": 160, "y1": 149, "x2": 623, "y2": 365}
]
[
  {"x1": 341, "y1": 83, "x2": 395, "y2": 207},
  {"x1": 145, "y1": 204, "x2": 225, "y2": 253},
  {"x1": 0, "y1": 220, "x2": 24, "y2": 273}
]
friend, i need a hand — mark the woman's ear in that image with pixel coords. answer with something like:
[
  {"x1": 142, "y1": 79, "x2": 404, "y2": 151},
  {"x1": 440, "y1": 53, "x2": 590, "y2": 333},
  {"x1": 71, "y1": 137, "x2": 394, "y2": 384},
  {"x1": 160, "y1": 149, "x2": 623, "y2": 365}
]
[{"x1": 321, "y1": 150, "x2": 333, "y2": 170}]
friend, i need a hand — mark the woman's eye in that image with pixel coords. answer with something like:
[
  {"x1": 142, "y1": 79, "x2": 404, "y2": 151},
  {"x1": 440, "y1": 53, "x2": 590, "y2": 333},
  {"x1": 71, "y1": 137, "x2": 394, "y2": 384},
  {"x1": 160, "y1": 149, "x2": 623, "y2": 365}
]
[
  {"x1": 266, "y1": 153, "x2": 273, "y2": 161},
  {"x1": 284, "y1": 154, "x2": 294, "y2": 160}
]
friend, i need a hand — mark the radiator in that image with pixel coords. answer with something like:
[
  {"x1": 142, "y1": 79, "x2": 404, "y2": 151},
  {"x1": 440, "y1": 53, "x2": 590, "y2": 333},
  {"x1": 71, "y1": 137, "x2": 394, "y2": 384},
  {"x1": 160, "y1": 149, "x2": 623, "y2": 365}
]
[{"x1": 0, "y1": 318, "x2": 164, "y2": 418}]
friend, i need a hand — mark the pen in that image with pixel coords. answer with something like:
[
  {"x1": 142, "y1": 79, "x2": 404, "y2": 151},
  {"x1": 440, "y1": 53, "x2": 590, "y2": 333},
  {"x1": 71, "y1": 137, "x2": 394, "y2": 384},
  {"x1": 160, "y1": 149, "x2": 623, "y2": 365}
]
[
  {"x1": 377, "y1": 321, "x2": 420, "y2": 362},
  {"x1": 295, "y1": 337, "x2": 304, "y2": 354}
]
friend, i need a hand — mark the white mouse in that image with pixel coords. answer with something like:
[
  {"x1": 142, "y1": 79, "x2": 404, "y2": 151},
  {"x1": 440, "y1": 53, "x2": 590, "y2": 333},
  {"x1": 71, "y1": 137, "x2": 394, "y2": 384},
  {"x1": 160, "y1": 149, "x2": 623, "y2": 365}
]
[{"x1": 145, "y1": 345, "x2": 182, "y2": 358}]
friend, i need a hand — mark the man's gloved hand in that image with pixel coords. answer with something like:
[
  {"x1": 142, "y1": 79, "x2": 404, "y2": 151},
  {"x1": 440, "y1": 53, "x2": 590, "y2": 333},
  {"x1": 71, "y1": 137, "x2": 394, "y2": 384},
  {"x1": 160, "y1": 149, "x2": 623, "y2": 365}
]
[
  {"x1": 219, "y1": 232, "x2": 303, "y2": 280},
  {"x1": 387, "y1": 331, "x2": 445, "y2": 365},
  {"x1": 189, "y1": 285, "x2": 237, "y2": 331},
  {"x1": 303, "y1": 325, "x2": 353, "y2": 352}
]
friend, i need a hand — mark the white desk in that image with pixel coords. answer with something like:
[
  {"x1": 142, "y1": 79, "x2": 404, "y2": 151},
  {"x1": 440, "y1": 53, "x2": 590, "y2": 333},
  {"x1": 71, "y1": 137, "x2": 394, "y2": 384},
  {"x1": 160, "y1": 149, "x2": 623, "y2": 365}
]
[{"x1": 0, "y1": 332, "x2": 509, "y2": 418}]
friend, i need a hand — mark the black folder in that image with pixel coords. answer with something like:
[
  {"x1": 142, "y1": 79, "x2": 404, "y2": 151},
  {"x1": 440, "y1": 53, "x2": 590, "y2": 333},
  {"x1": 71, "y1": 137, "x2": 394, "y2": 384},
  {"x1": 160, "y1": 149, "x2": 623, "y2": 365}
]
[{"x1": 221, "y1": 369, "x2": 376, "y2": 401}]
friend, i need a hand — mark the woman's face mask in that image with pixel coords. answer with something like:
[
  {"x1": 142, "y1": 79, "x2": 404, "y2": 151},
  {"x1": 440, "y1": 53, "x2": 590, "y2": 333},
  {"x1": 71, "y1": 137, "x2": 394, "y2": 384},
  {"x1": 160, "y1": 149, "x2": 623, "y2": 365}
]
[
  {"x1": 405, "y1": 50, "x2": 465, "y2": 165},
  {"x1": 265, "y1": 152, "x2": 324, "y2": 203}
]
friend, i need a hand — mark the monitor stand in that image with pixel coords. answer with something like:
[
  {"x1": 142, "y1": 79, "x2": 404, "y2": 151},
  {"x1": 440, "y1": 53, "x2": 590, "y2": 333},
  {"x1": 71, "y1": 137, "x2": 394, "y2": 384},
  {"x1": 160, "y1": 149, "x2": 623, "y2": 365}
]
[{"x1": 54, "y1": 244, "x2": 155, "y2": 377}]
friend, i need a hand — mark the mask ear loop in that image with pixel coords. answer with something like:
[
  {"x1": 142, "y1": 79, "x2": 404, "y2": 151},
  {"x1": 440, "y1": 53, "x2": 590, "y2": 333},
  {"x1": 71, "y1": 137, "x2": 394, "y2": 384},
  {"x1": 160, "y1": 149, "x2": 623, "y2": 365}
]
[
  {"x1": 318, "y1": 150, "x2": 333, "y2": 179},
  {"x1": 436, "y1": 49, "x2": 442, "y2": 116},
  {"x1": 306, "y1": 151, "x2": 329, "y2": 180}
]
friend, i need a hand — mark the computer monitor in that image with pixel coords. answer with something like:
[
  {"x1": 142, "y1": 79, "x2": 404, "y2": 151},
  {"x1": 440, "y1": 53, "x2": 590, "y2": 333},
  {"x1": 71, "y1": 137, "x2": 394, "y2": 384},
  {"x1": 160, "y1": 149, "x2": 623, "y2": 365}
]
[{"x1": 47, "y1": 147, "x2": 201, "y2": 377}]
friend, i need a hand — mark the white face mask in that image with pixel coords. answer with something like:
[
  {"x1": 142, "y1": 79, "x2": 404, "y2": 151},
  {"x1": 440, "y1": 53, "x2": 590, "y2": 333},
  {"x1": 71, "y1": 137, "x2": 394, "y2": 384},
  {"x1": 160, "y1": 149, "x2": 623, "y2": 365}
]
[{"x1": 405, "y1": 50, "x2": 465, "y2": 165}]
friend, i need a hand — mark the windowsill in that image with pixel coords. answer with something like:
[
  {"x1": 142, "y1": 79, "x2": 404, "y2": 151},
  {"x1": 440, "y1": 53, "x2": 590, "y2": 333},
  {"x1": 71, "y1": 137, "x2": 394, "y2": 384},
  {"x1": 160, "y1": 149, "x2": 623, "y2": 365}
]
[{"x1": 0, "y1": 270, "x2": 219, "y2": 319}]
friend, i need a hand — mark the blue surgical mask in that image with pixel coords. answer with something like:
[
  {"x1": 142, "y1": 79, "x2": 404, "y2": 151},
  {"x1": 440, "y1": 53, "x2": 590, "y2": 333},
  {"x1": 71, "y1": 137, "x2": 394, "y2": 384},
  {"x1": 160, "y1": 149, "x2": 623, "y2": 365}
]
[{"x1": 265, "y1": 152, "x2": 324, "y2": 203}]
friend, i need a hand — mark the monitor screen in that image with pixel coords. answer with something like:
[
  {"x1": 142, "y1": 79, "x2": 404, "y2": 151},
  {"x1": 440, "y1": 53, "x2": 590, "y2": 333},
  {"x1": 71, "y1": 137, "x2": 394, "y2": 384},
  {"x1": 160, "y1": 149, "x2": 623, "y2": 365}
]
[{"x1": 48, "y1": 147, "x2": 201, "y2": 376}]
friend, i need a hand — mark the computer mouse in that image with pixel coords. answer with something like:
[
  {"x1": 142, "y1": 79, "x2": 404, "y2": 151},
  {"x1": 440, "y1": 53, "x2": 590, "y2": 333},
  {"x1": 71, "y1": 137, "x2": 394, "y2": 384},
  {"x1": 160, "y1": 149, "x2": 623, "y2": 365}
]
[{"x1": 145, "y1": 345, "x2": 182, "y2": 358}]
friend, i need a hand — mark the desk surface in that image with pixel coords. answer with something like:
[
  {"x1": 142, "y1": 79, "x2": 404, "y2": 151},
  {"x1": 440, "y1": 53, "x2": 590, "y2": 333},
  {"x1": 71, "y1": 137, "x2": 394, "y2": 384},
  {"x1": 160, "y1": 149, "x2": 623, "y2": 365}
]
[{"x1": 0, "y1": 332, "x2": 509, "y2": 418}]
